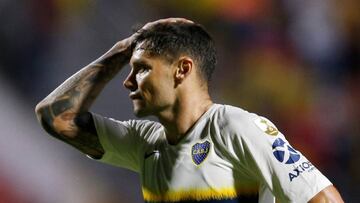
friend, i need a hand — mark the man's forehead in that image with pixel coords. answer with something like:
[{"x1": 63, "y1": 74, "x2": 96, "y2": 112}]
[
  {"x1": 131, "y1": 41, "x2": 170, "y2": 65},
  {"x1": 131, "y1": 47, "x2": 147, "y2": 60},
  {"x1": 130, "y1": 42, "x2": 152, "y2": 63}
]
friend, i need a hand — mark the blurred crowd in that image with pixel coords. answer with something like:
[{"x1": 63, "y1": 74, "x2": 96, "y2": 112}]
[{"x1": 0, "y1": 0, "x2": 359, "y2": 202}]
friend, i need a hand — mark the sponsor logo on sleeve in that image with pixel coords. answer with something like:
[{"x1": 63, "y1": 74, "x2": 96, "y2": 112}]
[
  {"x1": 191, "y1": 141, "x2": 211, "y2": 166},
  {"x1": 288, "y1": 161, "x2": 315, "y2": 181},
  {"x1": 271, "y1": 138, "x2": 315, "y2": 181},
  {"x1": 272, "y1": 138, "x2": 300, "y2": 164},
  {"x1": 254, "y1": 117, "x2": 279, "y2": 136}
]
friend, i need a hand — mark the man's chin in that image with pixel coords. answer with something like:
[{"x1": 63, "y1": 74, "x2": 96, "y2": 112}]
[{"x1": 133, "y1": 107, "x2": 151, "y2": 118}]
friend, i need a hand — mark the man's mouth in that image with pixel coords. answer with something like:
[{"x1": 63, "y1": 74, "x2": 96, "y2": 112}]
[{"x1": 129, "y1": 92, "x2": 142, "y2": 100}]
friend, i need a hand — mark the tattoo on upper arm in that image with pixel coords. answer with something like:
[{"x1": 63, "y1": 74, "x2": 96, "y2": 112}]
[
  {"x1": 52, "y1": 96, "x2": 77, "y2": 116},
  {"x1": 39, "y1": 64, "x2": 109, "y2": 157}
]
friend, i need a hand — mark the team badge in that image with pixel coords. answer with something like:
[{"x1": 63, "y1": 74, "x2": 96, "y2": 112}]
[
  {"x1": 191, "y1": 141, "x2": 211, "y2": 166},
  {"x1": 254, "y1": 117, "x2": 279, "y2": 136}
]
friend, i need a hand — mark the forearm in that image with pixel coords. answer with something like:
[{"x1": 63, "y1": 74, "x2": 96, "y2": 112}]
[
  {"x1": 35, "y1": 45, "x2": 130, "y2": 137},
  {"x1": 308, "y1": 185, "x2": 344, "y2": 203}
]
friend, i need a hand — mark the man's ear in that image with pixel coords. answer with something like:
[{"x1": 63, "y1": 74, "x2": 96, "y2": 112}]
[{"x1": 175, "y1": 57, "x2": 193, "y2": 84}]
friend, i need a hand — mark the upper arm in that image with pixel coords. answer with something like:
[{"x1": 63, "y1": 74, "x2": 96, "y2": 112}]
[
  {"x1": 225, "y1": 112, "x2": 333, "y2": 201},
  {"x1": 35, "y1": 103, "x2": 104, "y2": 158},
  {"x1": 308, "y1": 185, "x2": 344, "y2": 203}
]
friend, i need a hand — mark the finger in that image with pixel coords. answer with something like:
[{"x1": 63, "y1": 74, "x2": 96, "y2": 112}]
[
  {"x1": 169, "y1": 18, "x2": 194, "y2": 23},
  {"x1": 142, "y1": 18, "x2": 194, "y2": 30},
  {"x1": 157, "y1": 18, "x2": 194, "y2": 24}
]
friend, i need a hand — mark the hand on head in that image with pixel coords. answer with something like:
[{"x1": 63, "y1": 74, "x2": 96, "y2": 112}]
[
  {"x1": 107, "y1": 18, "x2": 194, "y2": 61},
  {"x1": 141, "y1": 18, "x2": 194, "y2": 31}
]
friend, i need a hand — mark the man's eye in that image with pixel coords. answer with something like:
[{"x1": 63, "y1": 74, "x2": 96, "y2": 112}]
[
  {"x1": 138, "y1": 68, "x2": 146, "y2": 73},
  {"x1": 137, "y1": 67, "x2": 150, "y2": 74},
  {"x1": 136, "y1": 67, "x2": 150, "y2": 80}
]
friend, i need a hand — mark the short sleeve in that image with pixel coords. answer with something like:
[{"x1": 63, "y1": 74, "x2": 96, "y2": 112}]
[
  {"x1": 221, "y1": 107, "x2": 332, "y2": 202},
  {"x1": 91, "y1": 113, "x2": 162, "y2": 173}
]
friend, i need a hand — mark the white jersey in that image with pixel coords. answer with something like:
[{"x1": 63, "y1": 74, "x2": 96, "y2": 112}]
[{"x1": 92, "y1": 104, "x2": 332, "y2": 203}]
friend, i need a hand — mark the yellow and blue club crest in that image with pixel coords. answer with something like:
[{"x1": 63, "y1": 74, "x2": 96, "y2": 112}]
[{"x1": 191, "y1": 141, "x2": 211, "y2": 165}]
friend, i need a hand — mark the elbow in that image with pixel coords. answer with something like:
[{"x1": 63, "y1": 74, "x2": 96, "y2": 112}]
[
  {"x1": 34, "y1": 102, "x2": 56, "y2": 135},
  {"x1": 34, "y1": 101, "x2": 79, "y2": 138},
  {"x1": 35, "y1": 102, "x2": 42, "y2": 117},
  {"x1": 35, "y1": 101, "x2": 49, "y2": 124}
]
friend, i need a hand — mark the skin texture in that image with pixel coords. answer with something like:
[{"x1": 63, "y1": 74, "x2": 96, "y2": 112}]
[
  {"x1": 125, "y1": 42, "x2": 177, "y2": 118},
  {"x1": 124, "y1": 41, "x2": 213, "y2": 144},
  {"x1": 309, "y1": 186, "x2": 344, "y2": 203},
  {"x1": 35, "y1": 18, "x2": 344, "y2": 202}
]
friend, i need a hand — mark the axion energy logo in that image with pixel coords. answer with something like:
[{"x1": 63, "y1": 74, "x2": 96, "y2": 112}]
[
  {"x1": 272, "y1": 138, "x2": 300, "y2": 164},
  {"x1": 272, "y1": 138, "x2": 316, "y2": 181}
]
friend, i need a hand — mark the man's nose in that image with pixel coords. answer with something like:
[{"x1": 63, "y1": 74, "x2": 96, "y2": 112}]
[{"x1": 123, "y1": 72, "x2": 137, "y2": 91}]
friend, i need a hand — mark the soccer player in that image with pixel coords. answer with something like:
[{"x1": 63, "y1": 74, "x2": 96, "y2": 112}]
[{"x1": 35, "y1": 18, "x2": 344, "y2": 202}]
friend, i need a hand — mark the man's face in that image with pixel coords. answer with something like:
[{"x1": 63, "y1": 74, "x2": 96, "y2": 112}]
[{"x1": 124, "y1": 42, "x2": 176, "y2": 117}]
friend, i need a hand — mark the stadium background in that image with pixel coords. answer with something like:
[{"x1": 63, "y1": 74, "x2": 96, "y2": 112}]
[{"x1": 0, "y1": 0, "x2": 359, "y2": 202}]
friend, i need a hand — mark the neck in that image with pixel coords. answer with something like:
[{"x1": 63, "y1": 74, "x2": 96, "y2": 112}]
[{"x1": 158, "y1": 93, "x2": 213, "y2": 145}]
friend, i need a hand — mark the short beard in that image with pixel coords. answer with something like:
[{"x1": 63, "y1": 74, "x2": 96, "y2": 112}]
[
  {"x1": 133, "y1": 106, "x2": 153, "y2": 118},
  {"x1": 133, "y1": 104, "x2": 168, "y2": 118}
]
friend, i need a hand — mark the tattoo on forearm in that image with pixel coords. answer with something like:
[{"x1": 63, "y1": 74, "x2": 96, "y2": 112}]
[
  {"x1": 39, "y1": 63, "x2": 122, "y2": 157},
  {"x1": 37, "y1": 50, "x2": 130, "y2": 158}
]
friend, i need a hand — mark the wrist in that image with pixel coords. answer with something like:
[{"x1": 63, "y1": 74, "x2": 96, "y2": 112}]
[{"x1": 94, "y1": 46, "x2": 132, "y2": 68}]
